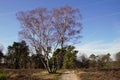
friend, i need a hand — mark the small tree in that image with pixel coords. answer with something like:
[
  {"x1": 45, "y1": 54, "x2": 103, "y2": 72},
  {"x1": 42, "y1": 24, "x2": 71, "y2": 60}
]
[
  {"x1": 116, "y1": 52, "x2": 120, "y2": 61},
  {"x1": 89, "y1": 54, "x2": 97, "y2": 68},
  {"x1": 77, "y1": 54, "x2": 90, "y2": 68},
  {"x1": 115, "y1": 52, "x2": 120, "y2": 67},
  {"x1": 96, "y1": 53, "x2": 111, "y2": 69},
  {"x1": 6, "y1": 41, "x2": 29, "y2": 69},
  {"x1": 62, "y1": 46, "x2": 78, "y2": 69},
  {"x1": 0, "y1": 45, "x2": 4, "y2": 66},
  {"x1": 53, "y1": 48, "x2": 66, "y2": 69}
]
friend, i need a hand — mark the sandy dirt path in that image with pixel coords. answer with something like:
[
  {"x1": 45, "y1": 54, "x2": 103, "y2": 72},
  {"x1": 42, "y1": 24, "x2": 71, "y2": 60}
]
[{"x1": 60, "y1": 70, "x2": 79, "y2": 80}]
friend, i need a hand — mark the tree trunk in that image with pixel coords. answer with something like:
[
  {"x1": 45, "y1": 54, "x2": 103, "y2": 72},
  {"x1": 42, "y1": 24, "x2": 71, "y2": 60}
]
[
  {"x1": 38, "y1": 54, "x2": 57, "y2": 74},
  {"x1": 36, "y1": 47, "x2": 57, "y2": 73}
]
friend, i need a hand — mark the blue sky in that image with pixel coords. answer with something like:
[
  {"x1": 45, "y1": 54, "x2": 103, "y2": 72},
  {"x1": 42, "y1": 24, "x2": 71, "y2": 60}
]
[{"x1": 0, "y1": 0, "x2": 120, "y2": 57}]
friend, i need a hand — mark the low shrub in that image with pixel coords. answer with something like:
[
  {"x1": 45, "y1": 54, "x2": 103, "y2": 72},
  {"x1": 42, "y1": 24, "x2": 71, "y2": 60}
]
[{"x1": 0, "y1": 73, "x2": 6, "y2": 80}]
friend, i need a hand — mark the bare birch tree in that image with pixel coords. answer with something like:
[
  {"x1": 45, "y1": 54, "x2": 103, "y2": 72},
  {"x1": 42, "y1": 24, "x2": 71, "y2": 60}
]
[{"x1": 17, "y1": 5, "x2": 82, "y2": 73}]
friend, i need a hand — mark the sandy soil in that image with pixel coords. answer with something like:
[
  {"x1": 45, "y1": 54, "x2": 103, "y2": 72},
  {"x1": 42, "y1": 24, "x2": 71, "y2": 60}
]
[{"x1": 60, "y1": 70, "x2": 79, "y2": 80}]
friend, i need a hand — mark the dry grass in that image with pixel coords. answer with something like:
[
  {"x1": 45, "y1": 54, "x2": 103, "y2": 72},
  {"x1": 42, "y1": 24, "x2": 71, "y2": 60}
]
[
  {"x1": 33, "y1": 71, "x2": 61, "y2": 80},
  {"x1": 3, "y1": 68, "x2": 120, "y2": 80},
  {"x1": 76, "y1": 69, "x2": 120, "y2": 80},
  {"x1": 2, "y1": 69, "x2": 61, "y2": 80}
]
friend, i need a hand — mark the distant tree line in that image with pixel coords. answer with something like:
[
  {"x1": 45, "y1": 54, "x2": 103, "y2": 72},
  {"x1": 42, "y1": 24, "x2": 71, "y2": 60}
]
[
  {"x1": 0, "y1": 41, "x2": 78, "y2": 69},
  {"x1": 0, "y1": 42, "x2": 120, "y2": 70}
]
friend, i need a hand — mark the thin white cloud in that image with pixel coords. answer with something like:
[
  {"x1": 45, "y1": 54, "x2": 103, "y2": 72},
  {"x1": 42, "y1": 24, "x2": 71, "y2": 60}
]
[{"x1": 76, "y1": 39, "x2": 120, "y2": 57}]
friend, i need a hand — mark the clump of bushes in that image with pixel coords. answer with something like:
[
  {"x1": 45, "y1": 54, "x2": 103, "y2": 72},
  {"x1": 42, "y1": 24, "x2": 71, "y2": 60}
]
[{"x1": 0, "y1": 69, "x2": 6, "y2": 80}]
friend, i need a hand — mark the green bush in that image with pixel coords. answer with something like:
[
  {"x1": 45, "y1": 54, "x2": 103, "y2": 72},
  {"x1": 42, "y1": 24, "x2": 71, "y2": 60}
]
[
  {"x1": 0, "y1": 73, "x2": 6, "y2": 80},
  {"x1": 0, "y1": 69, "x2": 6, "y2": 80}
]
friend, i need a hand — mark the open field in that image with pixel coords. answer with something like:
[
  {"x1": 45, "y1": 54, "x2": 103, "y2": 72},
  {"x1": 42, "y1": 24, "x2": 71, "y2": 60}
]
[
  {"x1": 0, "y1": 69, "x2": 120, "y2": 80},
  {"x1": 76, "y1": 69, "x2": 120, "y2": 80}
]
